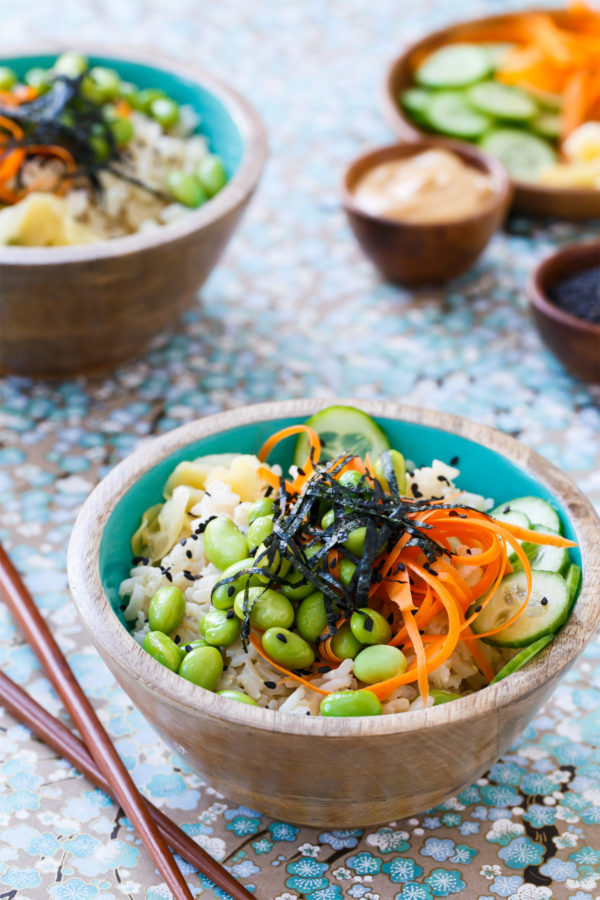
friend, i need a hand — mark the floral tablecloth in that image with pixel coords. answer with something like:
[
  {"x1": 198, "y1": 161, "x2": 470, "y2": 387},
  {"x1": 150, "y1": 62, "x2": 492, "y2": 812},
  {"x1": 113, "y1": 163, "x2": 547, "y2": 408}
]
[{"x1": 1, "y1": 0, "x2": 599, "y2": 898}]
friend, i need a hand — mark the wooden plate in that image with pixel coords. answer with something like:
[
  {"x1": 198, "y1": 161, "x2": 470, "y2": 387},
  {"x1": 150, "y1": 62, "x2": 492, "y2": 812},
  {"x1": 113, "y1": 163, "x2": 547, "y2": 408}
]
[{"x1": 383, "y1": 10, "x2": 600, "y2": 219}]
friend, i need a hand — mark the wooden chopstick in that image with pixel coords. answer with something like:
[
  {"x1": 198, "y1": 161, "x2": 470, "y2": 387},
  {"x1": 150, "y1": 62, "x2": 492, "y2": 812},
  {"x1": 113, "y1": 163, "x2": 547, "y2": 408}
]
[
  {"x1": 0, "y1": 668, "x2": 254, "y2": 900},
  {"x1": 0, "y1": 543, "x2": 196, "y2": 900}
]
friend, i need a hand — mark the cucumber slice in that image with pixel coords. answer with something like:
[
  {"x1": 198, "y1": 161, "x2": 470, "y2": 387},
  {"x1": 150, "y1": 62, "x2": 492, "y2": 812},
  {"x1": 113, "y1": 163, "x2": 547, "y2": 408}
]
[
  {"x1": 490, "y1": 634, "x2": 554, "y2": 684},
  {"x1": 424, "y1": 91, "x2": 492, "y2": 140},
  {"x1": 293, "y1": 406, "x2": 390, "y2": 466},
  {"x1": 479, "y1": 128, "x2": 557, "y2": 182},
  {"x1": 491, "y1": 509, "x2": 531, "y2": 530},
  {"x1": 565, "y1": 564, "x2": 581, "y2": 608},
  {"x1": 400, "y1": 87, "x2": 431, "y2": 125},
  {"x1": 416, "y1": 44, "x2": 492, "y2": 89},
  {"x1": 481, "y1": 42, "x2": 516, "y2": 69},
  {"x1": 515, "y1": 525, "x2": 570, "y2": 575},
  {"x1": 494, "y1": 496, "x2": 561, "y2": 533},
  {"x1": 470, "y1": 570, "x2": 570, "y2": 647},
  {"x1": 467, "y1": 82, "x2": 538, "y2": 122},
  {"x1": 532, "y1": 113, "x2": 561, "y2": 141}
]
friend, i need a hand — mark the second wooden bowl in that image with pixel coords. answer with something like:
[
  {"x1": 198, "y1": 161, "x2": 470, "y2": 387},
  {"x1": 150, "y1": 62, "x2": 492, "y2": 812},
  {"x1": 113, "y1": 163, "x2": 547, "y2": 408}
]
[
  {"x1": 342, "y1": 140, "x2": 512, "y2": 285},
  {"x1": 0, "y1": 47, "x2": 267, "y2": 378},
  {"x1": 67, "y1": 399, "x2": 600, "y2": 827}
]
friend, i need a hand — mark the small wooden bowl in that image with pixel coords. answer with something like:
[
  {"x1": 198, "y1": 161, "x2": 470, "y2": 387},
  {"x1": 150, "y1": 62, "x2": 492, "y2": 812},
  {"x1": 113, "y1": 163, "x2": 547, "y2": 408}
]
[
  {"x1": 528, "y1": 242, "x2": 600, "y2": 383},
  {"x1": 342, "y1": 140, "x2": 512, "y2": 285},
  {"x1": 383, "y1": 10, "x2": 600, "y2": 219},
  {"x1": 0, "y1": 47, "x2": 267, "y2": 378},
  {"x1": 67, "y1": 398, "x2": 600, "y2": 827}
]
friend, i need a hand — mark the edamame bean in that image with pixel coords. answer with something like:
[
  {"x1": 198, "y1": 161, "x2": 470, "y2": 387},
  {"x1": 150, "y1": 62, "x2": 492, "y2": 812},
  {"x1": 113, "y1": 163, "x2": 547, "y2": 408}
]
[
  {"x1": 148, "y1": 585, "x2": 186, "y2": 634},
  {"x1": 150, "y1": 96, "x2": 179, "y2": 129},
  {"x1": 344, "y1": 526, "x2": 366, "y2": 557},
  {"x1": 338, "y1": 558, "x2": 356, "y2": 588},
  {"x1": 254, "y1": 542, "x2": 290, "y2": 581},
  {"x1": 353, "y1": 645, "x2": 407, "y2": 684},
  {"x1": 217, "y1": 689, "x2": 258, "y2": 705},
  {"x1": 178, "y1": 646, "x2": 223, "y2": 691},
  {"x1": 82, "y1": 67, "x2": 121, "y2": 103},
  {"x1": 248, "y1": 497, "x2": 274, "y2": 524},
  {"x1": 339, "y1": 470, "x2": 369, "y2": 491},
  {"x1": 179, "y1": 638, "x2": 209, "y2": 659},
  {"x1": 211, "y1": 557, "x2": 261, "y2": 610},
  {"x1": 296, "y1": 591, "x2": 339, "y2": 643},
  {"x1": 204, "y1": 516, "x2": 248, "y2": 570},
  {"x1": 143, "y1": 631, "x2": 181, "y2": 672},
  {"x1": 118, "y1": 81, "x2": 138, "y2": 103},
  {"x1": 0, "y1": 66, "x2": 18, "y2": 91},
  {"x1": 281, "y1": 542, "x2": 324, "y2": 601},
  {"x1": 320, "y1": 690, "x2": 382, "y2": 717},
  {"x1": 374, "y1": 449, "x2": 407, "y2": 495},
  {"x1": 25, "y1": 68, "x2": 52, "y2": 93},
  {"x1": 234, "y1": 587, "x2": 294, "y2": 631},
  {"x1": 262, "y1": 628, "x2": 315, "y2": 670},
  {"x1": 430, "y1": 690, "x2": 461, "y2": 705},
  {"x1": 197, "y1": 154, "x2": 227, "y2": 197},
  {"x1": 330, "y1": 623, "x2": 363, "y2": 659},
  {"x1": 350, "y1": 608, "x2": 392, "y2": 645},
  {"x1": 54, "y1": 52, "x2": 88, "y2": 78},
  {"x1": 200, "y1": 608, "x2": 241, "y2": 647},
  {"x1": 89, "y1": 123, "x2": 111, "y2": 162},
  {"x1": 133, "y1": 87, "x2": 166, "y2": 113},
  {"x1": 321, "y1": 509, "x2": 335, "y2": 530},
  {"x1": 108, "y1": 115, "x2": 135, "y2": 145},
  {"x1": 166, "y1": 170, "x2": 207, "y2": 209},
  {"x1": 247, "y1": 515, "x2": 274, "y2": 554}
]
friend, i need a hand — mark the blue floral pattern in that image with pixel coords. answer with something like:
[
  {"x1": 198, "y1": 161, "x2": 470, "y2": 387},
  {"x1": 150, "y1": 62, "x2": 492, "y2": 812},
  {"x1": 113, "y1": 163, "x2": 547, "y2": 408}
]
[{"x1": 1, "y1": 0, "x2": 599, "y2": 897}]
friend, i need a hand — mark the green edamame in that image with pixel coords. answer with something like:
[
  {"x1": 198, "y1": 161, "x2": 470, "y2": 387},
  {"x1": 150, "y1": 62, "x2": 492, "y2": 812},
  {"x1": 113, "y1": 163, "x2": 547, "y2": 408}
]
[
  {"x1": 150, "y1": 96, "x2": 180, "y2": 129},
  {"x1": 281, "y1": 542, "x2": 324, "y2": 601},
  {"x1": 350, "y1": 608, "x2": 392, "y2": 645},
  {"x1": 353, "y1": 645, "x2": 407, "y2": 684},
  {"x1": 178, "y1": 645, "x2": 223, "y2": 691},
  {"x1": 118, "y1": 81, "x2": 138, "y2": 103},
  {"x1": 338, "y1": 470, "x2": 369, "y2": 490},
  {"x1": 321, "y1": 509, "x2": 335, "y2": 530},
  {"x1": 248, "y1": 497, "x2": 274, "y2": 524},
  {"x1": 211, "y1": 557, "x2": 261, "y2": 610},
  {"x1": 320, "y1": 690, "x2": 382, "y2": 717},
  {"x1": 330, "y1": 622, "x2": 363, "y2": 660},
  {"x1": 179, "y1": 638, "x2": 209, "y2": 659},
  {"x1": 254, "y1": 542, "x2": 290, "y2": 581},
  {"x1": 344, "y1": 526, "x2": 366, "y2": 557},
  {"x1": 204, "y1": 516, "x2": 248, "y2": 570},
  {"x1": 234, "y1": 587, "x2": 294, "y2": 631},
  {"x1": 133, "y1": 87, "x2": 166, "y2": 113},
  {"x1": 148, "y1": 585, "x2": 186, "y2": 634},
  {"x1": 374, "y1": 449, "x2": 407, "y2": 495},
  {"x1": 217, "y1": 690, "x2": 258, "y2": 706},
  {"x1": 262, "y1": 628, "x2": 315, "y2": 670},
  {"x1": 296, "y1": 591, "x2": 339, "y2": 643},
  {"x1": 166, "y1": 170, "x2": 207, "y2": 209},
  {"x1": 54, "y1": 52, "x2": 88, "y2": 78},
  {"x1": 338, "y1": 558, "x2": 356, "y2": 588},
  {"x1": 197, "y1": 154, "x2": 227, "y2": 197},
  {"x1": 108, "y1": 116, "x2": 135, "y2": 145},
  {"x1": 0, "y1": 66, "x2": 18, "y2": 91},
  {"x1": 247, "y1": 515, "x2": 274, "y2": 554},
  {"x1": 82, "y1": 66, "x2": 121, "y2": 103},
  {"x1": 25, "y1": 68, "x2": 52, "y2": 92},
  {"x1": 200, "y1": 608, "x2": 241, "y2": 647},
  {"x1": 143, "y1": 631, "x2": 181, "y2": 672}
]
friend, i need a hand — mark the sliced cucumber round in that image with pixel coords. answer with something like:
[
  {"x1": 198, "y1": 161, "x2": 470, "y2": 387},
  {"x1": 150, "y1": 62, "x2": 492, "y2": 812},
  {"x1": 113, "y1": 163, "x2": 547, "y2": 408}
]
[
  {"x1": 492, "y1": 496, "x2": 561, "y2": 533},
  {"x1": 565, "y1": 564, "x2": 581, "y2": 608},
  {"x1": 516, "y1": 525, "x2": 570, "y2": 575},
  {"x1": 533, "y1": 113, "x2": 561, "y2": 141},
  {"x1": 491, "y1": 509, "x2": 531, "y2": 530},
  {"x1": 400, "y1": 87, "x2": 431, "y2": 125},
  {"x1": 416, "y1": 43, "x2": 492, "y2": 89},
  {"x1": 424, "y1": 91, "x2": 492, "y2": 140},
  {"x1": 467, "y1": 82, "x2": 538, "y2": 122},
  {"x1": 470, "y1": 570, "x2": 570, "y2": 647},
  {"x1": 490, "y1": 634, "x2": 554, "y2": 684},
  {"x1": 293, "y1": 406, "x2": 391, "y2": 467},
  {"x1": 479, "y1": 129, "x2": 557, "y2": 182}
]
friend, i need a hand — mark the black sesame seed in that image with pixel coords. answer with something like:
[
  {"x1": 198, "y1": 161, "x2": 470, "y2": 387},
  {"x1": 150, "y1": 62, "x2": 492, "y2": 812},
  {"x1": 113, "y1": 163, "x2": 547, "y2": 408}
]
[
  {"x1": 412, "y1": 483, "x2": 423, "y2": 499},
  {"x1": 419, "y1": 629, "x2": 425, "y2": 635},
  {"x1": 131, "y1": 555, "x2": 143, "y2": 565},
  {"x1": 119, "y1": 603, "x2": 127, "y2": 611},
  {"x1": 475, "y1": 605, "x2": 482, "y2": 613},
  {"x1": 186, "y1": 550, "x2": 192, "y2": 559},
  {"x1": 437, "y1": 475, "x2": 450, "y2": 484},
  {"x1": 541, "y1": 596, "x2": 549, "y2": 606},
  {"x1": 264, "y1": 681, "x2": 276, "y2": 689},
  {"x1": 165, "y1": 572, "x2": 173, "y2": 583},
  {"x1": 297, "y1": 467, "x2": 305, "y2": 477},
  {"x1": 183, "y1": 571, "x2": 195, "y2": 581},
  {"x1": 174, "y1": 635, "x2": 181, "y2": 644},
  {"x1": 363, "y1": 617, "x2": 374, "y2": 633},
  {"x1": 276, "y1": 633, "x2": 287, "y2": 643},
  {"x1": 226, "y1": 609, "x2": 235, "y2": 619},
  {"x1": 184, "y1": 644, "x2": 192, "y2": 652},
  {"x1": 227, "y1": 586, "x2": 235, "y2": 597},
  {"x1": 387, "y1": 613, "x2": 394, "y2": 624},
  {"x1": 466, "y1": 549, "x2": 472, "y2": 555},
  {"x1": 450, "y1": 456, "x2": 459, "y2": 466},
  {"x1": 180, "y1": 538, "x2": 187, "y2": 546},
  {"x1": 503, "y1": 506, "x2": 511, "y2": 514}
]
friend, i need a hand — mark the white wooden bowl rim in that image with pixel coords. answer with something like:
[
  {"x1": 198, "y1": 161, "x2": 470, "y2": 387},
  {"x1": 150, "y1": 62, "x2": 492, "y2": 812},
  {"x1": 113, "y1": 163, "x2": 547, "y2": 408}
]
[
  {"x1": 68, "y1": 398, "x2": 600, "y2": 738},
  {"x1": 0, "y1": 43, "x2": 267, "y2": 266}
]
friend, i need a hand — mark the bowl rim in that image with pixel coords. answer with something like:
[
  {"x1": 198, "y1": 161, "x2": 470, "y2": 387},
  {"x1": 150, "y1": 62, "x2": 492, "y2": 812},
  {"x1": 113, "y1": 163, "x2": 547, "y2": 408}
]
[
  {"x1": 382, "y1": 8, "x2": 600, "y2": 202},
  {"x1": 67, "y1": 398, "x2": 600, "y2": 738},
  {"x1": 341, "y1": 138, "x2": 512, "y2": 228},
  {"x1": 527, "y1": 240, "x2": 600, "y2": 335},
  {"x1": 0, "y1": 42, "x2": 267, "y2": 266}
]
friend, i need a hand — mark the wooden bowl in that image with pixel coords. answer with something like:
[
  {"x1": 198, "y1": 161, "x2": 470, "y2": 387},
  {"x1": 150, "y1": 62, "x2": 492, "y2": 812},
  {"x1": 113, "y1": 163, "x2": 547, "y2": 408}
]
[
  {"x1": 0, "y1": 47, "x2": 267, "y2": 378},
  {"x1": 528, "y1": 242, "x2": 600, "y2": 383},
  {"x1": 342, "y1": 140, "x2": 512, "y2": 285},
  {"x1": 383, "y1": 10, "x2": 600, "y2": 219},
  {"x1": 67, "y1": 399, "x2": 600, "y2": 827}
]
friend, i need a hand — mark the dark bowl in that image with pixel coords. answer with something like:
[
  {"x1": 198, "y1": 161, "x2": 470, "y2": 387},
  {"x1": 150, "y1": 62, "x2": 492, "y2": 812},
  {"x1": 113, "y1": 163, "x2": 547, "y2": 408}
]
[
  {"x1": 528, "y1": 242, "x2": 600, "y2": 383},
  {"x1": 342, "y1": 139, "x2": 512, "y2": 286}
]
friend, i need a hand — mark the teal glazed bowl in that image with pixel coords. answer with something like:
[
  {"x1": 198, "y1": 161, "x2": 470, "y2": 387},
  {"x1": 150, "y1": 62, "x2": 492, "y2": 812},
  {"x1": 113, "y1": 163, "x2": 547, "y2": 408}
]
[
  {"x1": 0, "y1": 47, "x2": 267, "y2": 377},
  {"x1": 68, "y1": 400, "x2": 600, "y2": 826}
]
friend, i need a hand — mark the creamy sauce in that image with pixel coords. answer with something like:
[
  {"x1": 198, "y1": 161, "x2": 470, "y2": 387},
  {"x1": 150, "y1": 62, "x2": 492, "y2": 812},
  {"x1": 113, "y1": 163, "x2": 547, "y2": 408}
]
[{"x1": 352, "y1": 149, "x2": 497, "y2": 224}]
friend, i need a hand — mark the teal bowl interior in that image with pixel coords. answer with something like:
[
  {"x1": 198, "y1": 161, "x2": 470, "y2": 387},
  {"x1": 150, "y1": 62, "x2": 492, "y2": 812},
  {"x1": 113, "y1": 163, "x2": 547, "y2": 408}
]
[
  {"x1": 4, "y1": 53, "x2": 245, "y2": 177},
  {"x1": 100, "y1": 415, "x2": 581, "y2": 626}
]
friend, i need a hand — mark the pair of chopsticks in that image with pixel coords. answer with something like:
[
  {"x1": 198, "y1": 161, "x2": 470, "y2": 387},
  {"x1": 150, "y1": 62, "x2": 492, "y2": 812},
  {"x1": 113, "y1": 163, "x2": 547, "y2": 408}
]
[{"x1": 0, "y1": 543, "x2": 253, "y2": 900}]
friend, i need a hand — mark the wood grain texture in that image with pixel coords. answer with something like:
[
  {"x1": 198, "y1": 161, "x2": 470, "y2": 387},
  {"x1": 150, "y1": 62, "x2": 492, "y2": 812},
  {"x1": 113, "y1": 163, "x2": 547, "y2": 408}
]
[
  {"x1": 0, "y1": 46, "x2": 267, "y2": 378},
  {"x1": 528, "y1": 241, "x2": 600, "y2": 384},
  {"x1": 67, "y1": 399, "x2": 600, "y2": 827},
  {"x1": 342, "y1": 140, "x2": 512, "y2": 285},
  {"x1": 382, "y1": 10, "x2": 600, "y2": 220}
]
